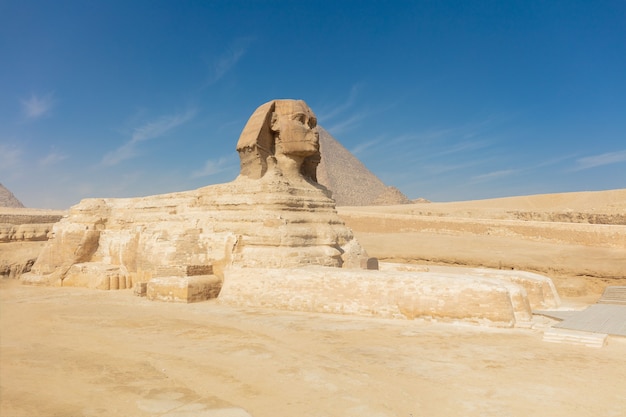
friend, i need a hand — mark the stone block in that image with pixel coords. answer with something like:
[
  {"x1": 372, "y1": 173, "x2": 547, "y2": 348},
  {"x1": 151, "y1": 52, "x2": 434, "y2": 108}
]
[
  {"x1": 466, "y1": 268, "x2": 560, "y2": 309},
  {"x1": 220, "y1": 266, "x2": 533, "y2": 327},
  {"x1": 147, "y1": 275, "x2": 222, "y2": 303},
  {"x1": 63, "y1": 262, "x2": 130, "y2": 290},
  {"x1": 153, "y1": 264, "x2": 213, "y2": 278},
  {"x1": 360, "y1": 257, "x2": 379, "y2": 270},
  {"x1": 543, "y1": 328, "x2": 607, "y2": 348},
  {"x1": 187, "y1": 264, "x2": 213, "y2": 276},
  {"x1": 133, "y1": 282, "x2": 147, "y2": 297}
]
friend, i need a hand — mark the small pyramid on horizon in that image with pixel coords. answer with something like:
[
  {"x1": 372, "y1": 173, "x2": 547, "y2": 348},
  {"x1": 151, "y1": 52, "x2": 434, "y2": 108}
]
[
  {"x1": 316, "y1": 127, "x2": 411, "y2": 206},
  {"x1": 0, "y1": 183, "x2": 25, "y2": 208}
]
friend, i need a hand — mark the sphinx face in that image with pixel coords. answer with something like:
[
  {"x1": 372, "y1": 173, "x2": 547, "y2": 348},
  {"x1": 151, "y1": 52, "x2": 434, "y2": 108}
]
[{"x1": 271, "y1": 101, "x2": 320, "y2": 157}]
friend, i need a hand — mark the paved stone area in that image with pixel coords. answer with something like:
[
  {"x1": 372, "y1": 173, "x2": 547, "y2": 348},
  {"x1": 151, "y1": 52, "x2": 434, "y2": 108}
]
[
  {"x1": 598, "y1": 286, "x2": 626, "y2": 305},
  {"x1": 536, "y1": 304, "x2": 626, "y2": 337},
  {"x1": 536, "y1": 286, "x2": 626, "y2": 338},
  {"x1": 553, "y1": 304, "x2": 626, "y2": 336}
]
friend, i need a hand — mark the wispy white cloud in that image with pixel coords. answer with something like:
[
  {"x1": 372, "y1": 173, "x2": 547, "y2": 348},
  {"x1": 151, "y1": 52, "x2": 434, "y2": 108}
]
[
  {"x1": 21, "y1": 93, "x2": 55, "y2": 120},
  {"x1": 317, "y1": 85, "x2": 361, "y2": 121},
  {"x1": 422, "y1": 158, "x2": 493, "y2": 175},
  {"x1": 318, "y1": 87, "x2": 405, "y2": 136},
  {"x1": 415, "y1": 127, "x2": 462, "y2": 143},
  {"x1": 324, "y1": 113, "x2": 368, "y2": 135},
  {"x1": 471, "y1": 169, "x2": 518, "y2": 182},
  {"x1": 432, "y1": 139, "x2": 491, "y2": 157},
  {"x1": 533, "y1": 153, "x2": 576, "y2": 169},
  {"x1": 102, "y1": 142, "x2": 136, "y2": 167},
  {"x1": 384, "y1": 118, "x2": 496, "y2": 157},
  {"x1": 191, "y1": 155, "x2": 237, "y2": 178},
  {"x1": 203, "y1": 37, "x2": 255, "y2": 88},
  {"x1": 573, "y1": 149, "x2": 626, "y2": 171},
  {"x1": 102, "y1": 109, "x2": 196, "y2": 166},
  {"x1": 350, "y1": 140, "x2": 380, "y2": 156},
  {"x1": 0, "y1": 143, "x2": 22, "y2": 170},
  {"x1": 39, "y1": 151, "x2": 68, "y2": 167},
  {"x1": 441, "y1": 152, "x2": 573, "y2": 183}
]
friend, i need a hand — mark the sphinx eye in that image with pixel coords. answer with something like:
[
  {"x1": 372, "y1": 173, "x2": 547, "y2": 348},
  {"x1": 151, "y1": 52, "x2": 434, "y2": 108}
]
[{"x1": 292, "y1": 113, "x2": 306, "y2": 124}]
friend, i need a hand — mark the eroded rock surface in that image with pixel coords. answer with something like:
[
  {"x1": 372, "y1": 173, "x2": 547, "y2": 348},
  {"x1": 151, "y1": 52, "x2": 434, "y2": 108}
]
[
  {"x1": 219, "y1": 266, "x2": 534, "y2": 327},
  {"x1": 0, "y1": 208, "x2": 65, "y2": 279}
]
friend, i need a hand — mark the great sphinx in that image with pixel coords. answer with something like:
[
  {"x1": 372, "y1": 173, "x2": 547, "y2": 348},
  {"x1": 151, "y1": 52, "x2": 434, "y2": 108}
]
[
  {"x1": 23, "y1": 99, "x2": 559, "y2": 327},
  {"x1": 23, "y1": 100, "x2": 370, "y2": 292}
]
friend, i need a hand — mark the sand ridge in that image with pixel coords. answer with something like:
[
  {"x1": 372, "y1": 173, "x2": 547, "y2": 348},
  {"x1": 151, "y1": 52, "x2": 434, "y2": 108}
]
[{"x1": 345, "y1": 189, "x2": 626, "y2": 222}]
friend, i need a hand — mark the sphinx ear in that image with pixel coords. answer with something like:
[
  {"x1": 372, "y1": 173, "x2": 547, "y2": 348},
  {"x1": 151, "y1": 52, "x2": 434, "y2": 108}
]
[{"x1": 270, "y1": 113, "x2": 280, "y2": 132}]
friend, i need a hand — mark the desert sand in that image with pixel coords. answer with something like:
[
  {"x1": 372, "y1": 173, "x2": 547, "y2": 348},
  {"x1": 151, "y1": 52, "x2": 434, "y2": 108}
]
[
  {"x1": 339, "y1": 189, "x2": 626, "y2": 296},
  {"x1": 1, "y1": 189, "x2": 625, "y2": 416},
  {"x1": 2, "y1": 279, "x2": 626, "y2": 417}
]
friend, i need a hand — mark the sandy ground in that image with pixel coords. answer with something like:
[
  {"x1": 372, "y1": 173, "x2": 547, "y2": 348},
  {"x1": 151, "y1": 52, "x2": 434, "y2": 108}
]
[
  {"x1": 2, "y1": 279, "x2": 626, "y2": 417},
  {"x1": 349, "y1": 231, "x2": 626, "y2": 295},
  {"x1": 338, "y1": 189, "x2": 626, "y2": 296},
  {"x1": 385, "y1": 189, "x2": 626, "y2": 218}
]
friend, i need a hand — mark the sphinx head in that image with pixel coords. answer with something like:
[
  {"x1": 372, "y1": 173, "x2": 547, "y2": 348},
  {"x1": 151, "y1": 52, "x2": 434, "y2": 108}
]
[{"x1": 236, "y1": 99, "x2": 320, "y2": 182}]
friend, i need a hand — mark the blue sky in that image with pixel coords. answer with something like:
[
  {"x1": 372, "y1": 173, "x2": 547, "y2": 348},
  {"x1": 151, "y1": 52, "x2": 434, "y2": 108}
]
[{"x1": 1, "y1": 0, "x2": 625, "y2": 209}]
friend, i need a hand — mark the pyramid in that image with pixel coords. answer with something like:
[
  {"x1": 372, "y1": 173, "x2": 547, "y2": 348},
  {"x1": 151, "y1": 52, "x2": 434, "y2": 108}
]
[
  {"x1": 316, "y1": 127, "x2": 411, "y2": 206},
  {"x1": 0, "y1": 183, "x2": 25, "y2": 208}
]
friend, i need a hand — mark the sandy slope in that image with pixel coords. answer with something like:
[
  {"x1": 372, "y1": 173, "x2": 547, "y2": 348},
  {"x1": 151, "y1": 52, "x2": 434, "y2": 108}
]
[
  {"x1": 338, "y1": 189, "x2": 626, "y2": 295},
  {"x1": 388, "y1": 189, "x2": 626, "y2": 216}
]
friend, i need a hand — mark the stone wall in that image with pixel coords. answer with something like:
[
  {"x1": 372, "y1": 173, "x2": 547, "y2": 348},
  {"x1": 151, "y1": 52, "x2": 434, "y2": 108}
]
[
  {"x1": 0, "y1": 209, "x2": 65, "y2": 279},
  {"x1": 338, "y1": 211, "x2": 626, "y2": 249},
  {"x1": 218, "y1": 266, "x2": 558, "y2": 328}
]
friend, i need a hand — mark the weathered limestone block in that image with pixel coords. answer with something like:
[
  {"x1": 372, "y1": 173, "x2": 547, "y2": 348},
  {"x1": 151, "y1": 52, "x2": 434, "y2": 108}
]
[
  {"x1": 153, "y1": 264, "x2": 214, "y2": 278},
  {"x1": 134, "y1": 282, "x2": 148, "y2": 297},
  {"x1": 0, "y1": 210, "x2": 62, "y2": 280},
  {"x1": 62, "y1": 263, "x2": 130, "y2": 290},
  {"x1": 466, "y1": 268, "x2": 561, "y2": 309},
  {"x1": 0, "y1": 223, "x2": 55, "y2": 242},
  {"x1": 360, "y1": 257, "x2": 379, "y2": 270},
  {"x1": 219, "y1": 267, "x2": 533, "y2": 327},
  {"x1": 0, "y1": 259, "x2": 35, "y2": 279},
  {"x1": 378, "y1": 263, "x2": 430, "y2": 272},
  {"x1": 380, "y1": 263, "x2": 560, "y2": 309},
  {"x1": 0, "y1": 209, "x2": 65, "y2": 226},
  {"x1": 147, "y1": 276, "x2": 222, "y2": 303}
]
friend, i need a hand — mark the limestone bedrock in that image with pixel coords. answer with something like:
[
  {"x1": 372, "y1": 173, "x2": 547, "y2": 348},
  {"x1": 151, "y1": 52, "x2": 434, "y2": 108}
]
[
  {"x1": 219, "y1": 266, "x2": 535, "y2": 327},
  {"x1": 22, "y1": 99, "x2": 559, "y2": 325}
]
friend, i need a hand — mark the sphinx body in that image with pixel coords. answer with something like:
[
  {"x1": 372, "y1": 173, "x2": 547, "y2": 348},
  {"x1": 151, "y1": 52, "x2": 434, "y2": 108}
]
[{"x1": 26, "y1": 177, "x2": 365, "y2": 285}]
